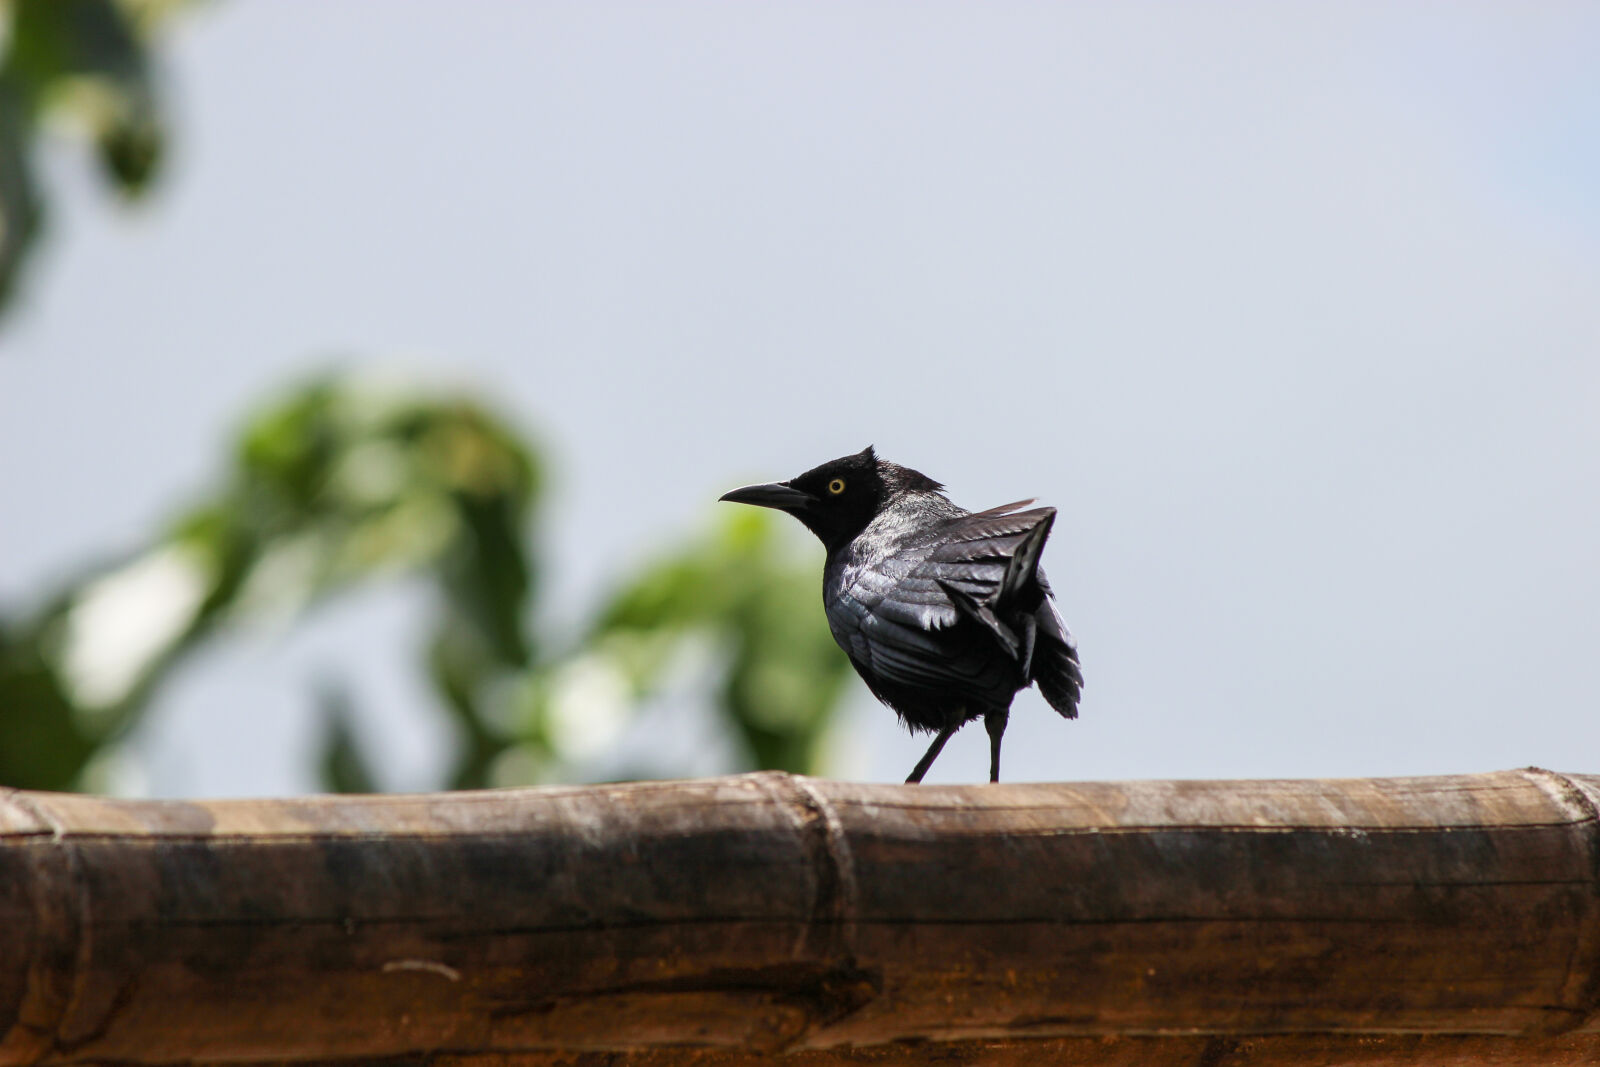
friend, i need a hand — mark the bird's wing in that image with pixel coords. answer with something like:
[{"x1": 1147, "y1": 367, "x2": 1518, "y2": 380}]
[
  {"x1": 830, "y1": 505, "x2": 1060, "y2": 702},
  {"x1": 917, "y1": 505, "x2": 1057, "y2": 603},
  {"x1": 831, "y1": 564, "x2": 1014, "y2": 703},
  {"x1": 839, "y1": 506, "x2": 1054, "y2": 636}
]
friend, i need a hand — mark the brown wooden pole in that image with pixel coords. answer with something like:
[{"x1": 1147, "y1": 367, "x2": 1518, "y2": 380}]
[{"x1": 3, "y1": 769, "x2": 1600, "y2": 1065}]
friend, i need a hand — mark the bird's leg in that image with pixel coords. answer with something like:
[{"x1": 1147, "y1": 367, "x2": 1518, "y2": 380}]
[
  {"x1": 905, "y1": 725, "x2": 958, "y2": 784},
  {"x1": 984, "y1": 708, "x2": 1009, "y2": 783}
]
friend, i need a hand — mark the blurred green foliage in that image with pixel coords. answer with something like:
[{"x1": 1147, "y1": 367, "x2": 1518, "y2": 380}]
[
  {"x1": 0, "y1": 0, "x2": 174, "y2": 315},
  {"x1": 0, "y1": 2, "x2": 851, "y2": 793},
  {"x1": 594, "y1": 513, "x2": 851, "y2": 774},
  {"x1": 0, "y1": 376, "x2": 852, "y2": 793}
]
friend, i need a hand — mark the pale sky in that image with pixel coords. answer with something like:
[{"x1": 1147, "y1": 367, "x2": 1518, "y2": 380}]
[{"x1": 2, "y1": 2, "x2": 1598, "y2": 795}]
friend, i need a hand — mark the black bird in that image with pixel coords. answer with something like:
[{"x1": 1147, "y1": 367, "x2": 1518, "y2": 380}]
[{"x1": 720, "y1": 446, "x2": 1082, "y2": 783}]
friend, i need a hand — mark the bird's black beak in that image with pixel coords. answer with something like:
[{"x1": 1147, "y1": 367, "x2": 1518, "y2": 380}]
[{"x1": 718, "y1": 480, "x2": 814, "y2": 512}]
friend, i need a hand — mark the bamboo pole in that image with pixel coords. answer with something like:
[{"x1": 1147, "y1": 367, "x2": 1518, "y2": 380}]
[{"x1": 2, "y1": 769, "x2": 1599, "y2": 1066}]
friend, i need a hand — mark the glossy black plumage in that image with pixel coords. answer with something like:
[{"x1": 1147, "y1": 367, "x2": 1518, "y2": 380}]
[{"x1": 720, "y1": 446, "x2": 1082, "y2": 783}]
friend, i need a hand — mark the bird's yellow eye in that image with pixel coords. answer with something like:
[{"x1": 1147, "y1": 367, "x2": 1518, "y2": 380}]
[{"x1": 828, "y1": 478, "x2": 846, "y2": 495}]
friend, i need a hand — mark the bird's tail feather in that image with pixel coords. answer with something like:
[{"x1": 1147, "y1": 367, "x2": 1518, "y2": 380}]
[{"x1": 1034, "y1": 631, "x2": 1082, "y2": 720}]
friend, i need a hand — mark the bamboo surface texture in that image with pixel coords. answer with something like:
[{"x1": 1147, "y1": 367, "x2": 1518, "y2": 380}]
[{"x1": 3, "y1": 769, "x2": 1600, "y2": 1065}]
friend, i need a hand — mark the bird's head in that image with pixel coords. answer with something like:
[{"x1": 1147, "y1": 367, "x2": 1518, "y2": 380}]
[{"x1": 719, "y1": 446, "x2": 945, "y2": 553}]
